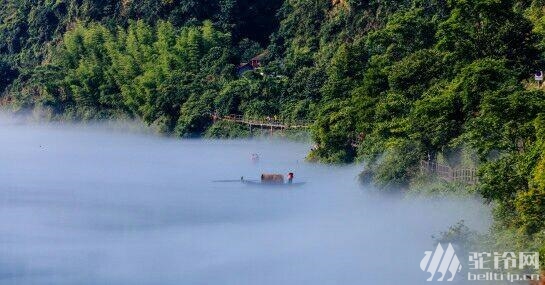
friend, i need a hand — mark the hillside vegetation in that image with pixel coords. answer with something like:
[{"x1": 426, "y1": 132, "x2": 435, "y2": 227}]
[{"x1": 1, "y1": 0, "x2": 545, "y2": 258}]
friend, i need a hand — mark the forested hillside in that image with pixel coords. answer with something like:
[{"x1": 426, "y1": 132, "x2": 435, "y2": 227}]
[{"x1": 1, "y1": 0, "x2": 545, "y2": 258}]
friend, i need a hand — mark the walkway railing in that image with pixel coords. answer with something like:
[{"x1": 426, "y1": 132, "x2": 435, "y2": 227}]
[
  {"x1": 420, "y1": 160, "x2": 478, "y2": 185},
  {"x1": 211, "y1": 113, "x2": 311, "y2": 129}
]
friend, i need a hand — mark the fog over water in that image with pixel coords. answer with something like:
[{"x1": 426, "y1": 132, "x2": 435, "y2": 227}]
[{"x1": 0, "y1": 116, "x2": 491, "y2": 285}]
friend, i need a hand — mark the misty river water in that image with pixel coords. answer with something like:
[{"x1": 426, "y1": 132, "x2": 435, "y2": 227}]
[{"x1": 0, "y1": 117, "x2": 491, "y2": 285}]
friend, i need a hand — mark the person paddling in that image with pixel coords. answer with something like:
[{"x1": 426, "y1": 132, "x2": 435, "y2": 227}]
[{"x1": 287, "y1": 172, "x2": 294, "y2": 184}]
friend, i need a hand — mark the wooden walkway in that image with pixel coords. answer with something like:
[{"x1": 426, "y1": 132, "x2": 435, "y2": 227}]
[
  {"x1": 420, "y1": 160, "x2": 478, "y2": 185},
  {"x1": 211, "y1": 114, "x2": 311, "y2": 130}
]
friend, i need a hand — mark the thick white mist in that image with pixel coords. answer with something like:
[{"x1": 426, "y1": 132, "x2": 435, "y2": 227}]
[{"x1": 0, "y1": 116, "x2": 491, "y2": 285}]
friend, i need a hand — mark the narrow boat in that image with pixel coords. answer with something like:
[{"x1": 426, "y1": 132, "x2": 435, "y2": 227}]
[
  {"x1": 241, "y1": 179, "x2": 306, "y2": 187},
  {"x1": 240, "y1": 173, "x2": 306, "y2": 187}
]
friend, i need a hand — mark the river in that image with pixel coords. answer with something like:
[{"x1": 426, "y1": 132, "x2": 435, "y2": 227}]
[{"x1": 0, "y1": 118, "x2": 491, "y2": 284}]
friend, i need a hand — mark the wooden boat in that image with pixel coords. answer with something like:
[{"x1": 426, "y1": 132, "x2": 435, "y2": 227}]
[{"x1": 241, "y1": 179, "x2": 306, "y2": 187}]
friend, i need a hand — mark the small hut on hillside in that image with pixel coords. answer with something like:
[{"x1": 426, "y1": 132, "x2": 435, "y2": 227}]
[{"x1": 236, "y1": 51, "x2": 268, "y2": 76}]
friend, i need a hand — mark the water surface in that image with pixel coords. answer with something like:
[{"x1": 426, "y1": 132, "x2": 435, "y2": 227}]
[{"x1": 0, "y1": 118, "x2": 490, "y2": 284}]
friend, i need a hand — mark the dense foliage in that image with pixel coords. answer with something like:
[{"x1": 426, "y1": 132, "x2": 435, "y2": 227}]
[{"x1": 1, "y1": 0, "x2": 545, "y2": 255}]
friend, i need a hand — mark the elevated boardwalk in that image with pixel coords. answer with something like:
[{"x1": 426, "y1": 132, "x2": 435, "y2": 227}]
[
  {"x1": 211, "y1": 114, "x2": 311, "y2": 130},
  {"x1": 420, "y1": 160, "x2": 478, "y2": 185}
]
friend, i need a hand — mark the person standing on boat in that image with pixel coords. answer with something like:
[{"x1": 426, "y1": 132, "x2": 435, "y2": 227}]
[{"x1": 287, "y1": 172, "x2": 294, "y2": 184}]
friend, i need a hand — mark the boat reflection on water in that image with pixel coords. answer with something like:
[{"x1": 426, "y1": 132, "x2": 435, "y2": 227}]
[{"x1": 241, "y1": 179, "x2": 307, "y2": 187}]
